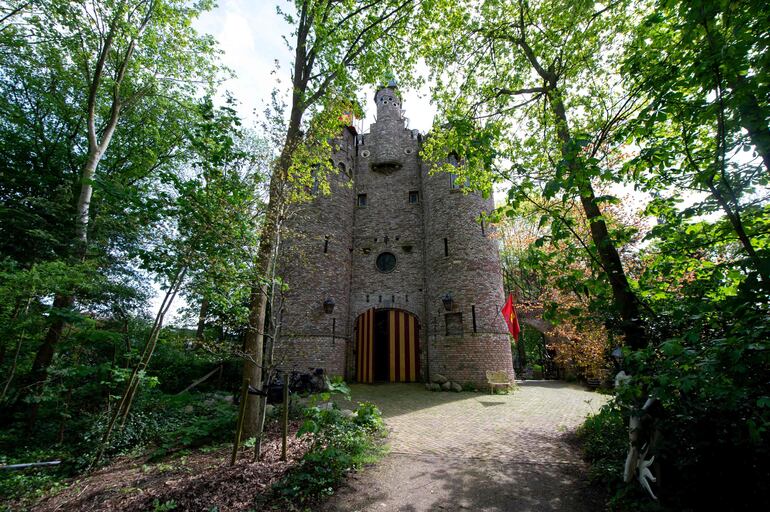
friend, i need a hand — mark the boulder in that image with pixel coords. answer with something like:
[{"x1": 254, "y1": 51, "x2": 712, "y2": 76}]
[
  {"x1": 429, "y1": 383, "x2": 442, "y2": 392},
  {"x1": 340, "y1": 409, "x2": 356, "y2": 418},
  {"x1": 451, "y1": 382, "x2": 462, "y2": 393},
  {"x1": 441, "y1": 381, "x2": 451, "y2": 391},
  {"x1": 431, "y1": 373, "x2": 448, "y2": 385}
]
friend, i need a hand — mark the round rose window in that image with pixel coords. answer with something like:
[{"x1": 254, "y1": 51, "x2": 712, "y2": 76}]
[{"x1": 376, "y1": 252, "x2": 397, "y2": 273}]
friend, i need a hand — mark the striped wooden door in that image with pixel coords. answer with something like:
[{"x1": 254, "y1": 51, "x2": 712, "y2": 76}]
[
  {"x1": 356, "y1": 308, "x2": 375, "y2": 383},
  {"x1": 388, "y1": 310, "x2": 420, "y2": 382}
]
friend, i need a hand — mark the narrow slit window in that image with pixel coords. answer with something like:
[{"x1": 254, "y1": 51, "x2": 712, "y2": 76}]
[
  {"x1": 472, "y1": 305, "x2": 477, "y2": 333},
  {"x1": 444, "y1": 238, "x2": 449, "y2": 257},
  {"x1": 366, "y1": 294, "x2": 369, "y2": 302},
  {"x1": 323, "y1": 236, "x2": 329, "y2": 253},
  {"x1": 357, "y1": 194, "x2": 367, "y2": 207},
  {"x1": 379, "y1": 295, "x2": 382, "y2": 302},
  {"x1": 409, "y1": 190, "x2": 419, "y2": 204},
  {"x1": 391, "y1": 295, "x2": 395, "y2": 303}
]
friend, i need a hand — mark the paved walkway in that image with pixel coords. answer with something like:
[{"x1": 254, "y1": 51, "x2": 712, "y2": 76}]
[{"x1": 323, "y1": 381, "x2": 608, "y2": 512}]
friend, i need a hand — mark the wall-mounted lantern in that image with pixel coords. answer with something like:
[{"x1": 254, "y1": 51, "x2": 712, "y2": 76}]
[
  {"x1": 442, "y1": 293, "x2": 453, "y2": 311},
  {"x1": 323, "y1": 298, "x2": 335, "y2": 314}
]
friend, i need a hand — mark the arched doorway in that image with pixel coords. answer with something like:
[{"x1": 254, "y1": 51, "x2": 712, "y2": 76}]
[{"x1": 355, "y1": 308, "x2": 420, "y2": 383}]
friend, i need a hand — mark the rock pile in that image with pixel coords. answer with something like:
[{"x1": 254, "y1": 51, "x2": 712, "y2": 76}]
[{"x1": 424, "y1": 373, "x2": 463, "y2": 393}]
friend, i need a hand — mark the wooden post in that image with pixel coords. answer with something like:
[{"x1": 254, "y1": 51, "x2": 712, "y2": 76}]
[
  {"x1": 281, "y1": 372, "x2": 289, "y2": 461},
  {"x1": 230, "y1": 378, "x2": 249, "y2": 466}
]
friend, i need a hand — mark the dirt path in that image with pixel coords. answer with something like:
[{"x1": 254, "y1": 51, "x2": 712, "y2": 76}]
[{"x1": 323, "y1": 381, "x2": 608, "y2": 512}]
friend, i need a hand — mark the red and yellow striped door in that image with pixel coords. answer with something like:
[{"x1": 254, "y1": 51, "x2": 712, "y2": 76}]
[
  {"x1": 388, "y1": 310, "x2": 420, "y2": 382},
  {"x1": 356, "y1": 308, "x2": 375, "y2": 383}
]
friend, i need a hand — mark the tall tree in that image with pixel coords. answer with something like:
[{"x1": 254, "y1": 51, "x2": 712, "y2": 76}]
[
  {"x1": 3, "y1": 0, "x2": 220, "y2": 427},
  {"x1": 416, "y1": 0, "x2": 648, "y2": 348},
  {"x1": 241, "y1": 0, "x2": 415, "y2": 442},
  {"x1": 622, "y1": 0, "x2": 770, "y2": 282}
]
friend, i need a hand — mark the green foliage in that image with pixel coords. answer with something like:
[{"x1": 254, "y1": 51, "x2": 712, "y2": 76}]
[
  {"x1": 416, "y1": 0, "x2": 769, "y2": 509},
  {"x1": 0, "y1": 449, "x2": 69, "y2": 510},
  {"x1": 152, "y1": 499, "x2": 179, "y2": 512},
  {"x1": 275, "y1": 401, "x2": 386, "y2": 505},
  {"x1": 82, "y1": 391, "x2": 237, "y2": 465},
  {"x1": 577, "y1": 403, "x2": 627, "y2": 486}
]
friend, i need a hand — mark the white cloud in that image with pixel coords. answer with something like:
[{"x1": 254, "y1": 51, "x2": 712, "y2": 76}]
[
  {"x1": 195, "y1": 0, "x2": 293, "y2": 123},
  {"x1": 195, "y1": 1, "x2": 436, "y2": 131}
]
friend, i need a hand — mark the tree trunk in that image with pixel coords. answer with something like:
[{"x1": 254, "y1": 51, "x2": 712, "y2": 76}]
[
  {"x1": 706, "y1": 179, "x2": 770, "y2": 282},
  {"x1": 579, "y1": 193, "x2": 646, "y2": 349},
  {"x1": 195, "y1": 298, "x2": 209, "y2": 340},
  {"x1": 728, "y1": 70, "x2": 770, "y2": 176},
  {"x1": 75, "y1": 151, "x2": 103, "y2": 250},
  {"x1": 27, "y1": 293, "x2": 75, "y2": 430},
  {"x1": 548, "y1": 89, "x2": 647, "y2": 350},
  {"x1": 92, "y1": 266, "x2": 186, "y2": 468},
  {"x1": 241, "y1": 97, "x2": 303, "y2": 438}
]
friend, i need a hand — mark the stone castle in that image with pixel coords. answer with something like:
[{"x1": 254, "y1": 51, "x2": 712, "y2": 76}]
[{"x1": 274, "y1": 82, "x2": 514, "y2": 387}]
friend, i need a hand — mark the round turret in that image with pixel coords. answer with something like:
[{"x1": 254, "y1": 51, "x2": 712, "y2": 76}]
[
  {"x1": 370, "y1": 85, "x2": 405, "y2": 172},
  {"x1": 274, "y1": 133, "x2": 356, "y2": 377},
  {"x1": 421, "y1": 157, "x2": 515, "y2": 384}
]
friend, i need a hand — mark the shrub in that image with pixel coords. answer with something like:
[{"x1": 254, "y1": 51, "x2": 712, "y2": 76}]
[
  {"x1": 77, "y1": 391, "x2": 237, "y2": 468},
  {"x1": 274, "y1": 401, "x2": 386, "y2": 505},
  {"x1": 577, "y1": 402, "x2": 627, "y2": 486}
]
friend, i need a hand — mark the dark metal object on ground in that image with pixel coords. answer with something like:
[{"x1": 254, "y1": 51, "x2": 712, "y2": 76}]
[{"x1": 266, "y1": 367, "x2": 328, "y2": 403}]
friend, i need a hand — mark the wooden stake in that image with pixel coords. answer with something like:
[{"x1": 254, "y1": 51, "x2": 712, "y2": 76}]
[
  {"x1": 230, "y1": 378, "x2": 250, "y2": 466},
  {"x1": 281, "y1": 372, "x2": 289, "y2": 461}
]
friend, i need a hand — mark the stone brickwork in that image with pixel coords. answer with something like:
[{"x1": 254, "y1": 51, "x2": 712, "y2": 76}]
[{"x1": 275, "y1": 84, "x2": 514, "y2": 387}]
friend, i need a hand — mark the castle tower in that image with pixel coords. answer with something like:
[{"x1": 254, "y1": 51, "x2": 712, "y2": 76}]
[
  {"x1": 273, "y1": 127, "x2": 356, "y2": 376},
  {"x1": 422, "y1": 155, "x2": 515, "y2": 384},
  {"x1": 274, "y1": 82, "x2": 514, "y2": 387},
  {"x1": 347, "y1": 82, "x2": 426, "y2": 381}
]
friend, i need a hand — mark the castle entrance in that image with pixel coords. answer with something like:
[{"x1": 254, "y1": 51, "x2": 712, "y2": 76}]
[{"x1": 355, "y1": 308, "x2": 420, "y2": 383}]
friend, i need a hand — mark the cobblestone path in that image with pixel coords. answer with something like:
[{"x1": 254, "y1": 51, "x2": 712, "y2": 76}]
[{"x1": 322, "y1": 381, "x2": 609, "y2": 512}]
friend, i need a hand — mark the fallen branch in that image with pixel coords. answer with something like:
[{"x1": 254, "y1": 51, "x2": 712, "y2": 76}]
[{"x1": 176, "y1": 364, "x2": 223, "y2": 395}]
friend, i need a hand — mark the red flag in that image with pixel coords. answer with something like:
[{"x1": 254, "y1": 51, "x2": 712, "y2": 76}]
[{"x1": 502, "y1": 293, "x2": 521, "y2": 342}]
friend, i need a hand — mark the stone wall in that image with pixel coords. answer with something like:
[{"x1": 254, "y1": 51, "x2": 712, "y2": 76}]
[
  {"x1": 274, "y1": 128, "x2": 355, "y2": 376},
  {"x1": 272, "y1": 335, "x2": 346, "y2": 377}
]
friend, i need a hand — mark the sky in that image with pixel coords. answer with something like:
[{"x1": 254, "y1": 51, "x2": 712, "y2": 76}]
[
  {"x1": 194, "y1": 0, "x2": 436, "y2": 134},
  {"x1": 163, "y1": 1, "x2": 437, "y2": 325}
]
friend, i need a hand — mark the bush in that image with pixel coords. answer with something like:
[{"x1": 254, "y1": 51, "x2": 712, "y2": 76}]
[
  {"x1": 80, "y1": 391, "x2": 237, "y2": 465},
  {"x1": 578, "y1": 401, "x2": 668, "y2": 512},
  {"x1": 0, "y1": 450, "x2": 69, "y2": 510},
  {"x1": 577, "y1": 402, "x2": 627, "y2": 486},
  {"x1": 274, "y1": 401, "x2": 386, "y2": 505},
  {"x1": 580, "y1": 333, "x2": 770, "y2": 511}
]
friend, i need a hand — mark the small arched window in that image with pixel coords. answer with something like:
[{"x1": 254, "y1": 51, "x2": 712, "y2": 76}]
[{"x1": 447, "y1": 153, "x2": 469, "y2": 189}]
